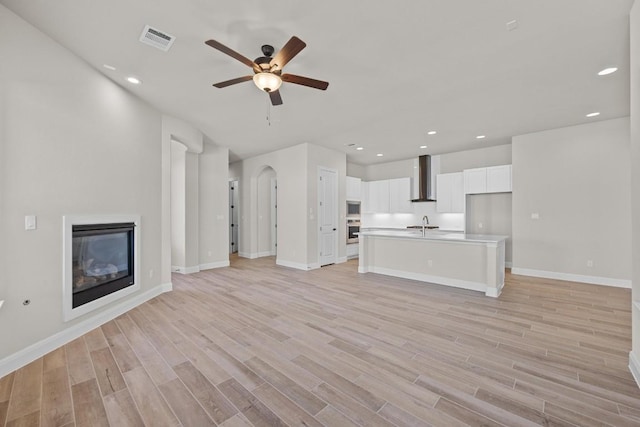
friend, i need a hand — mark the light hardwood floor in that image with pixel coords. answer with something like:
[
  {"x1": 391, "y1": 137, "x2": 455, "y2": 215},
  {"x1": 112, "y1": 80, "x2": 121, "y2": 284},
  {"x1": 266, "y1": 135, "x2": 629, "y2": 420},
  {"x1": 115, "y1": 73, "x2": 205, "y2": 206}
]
[{"x1": 1, "y1": 255, "x2": 639, "y2": 426}]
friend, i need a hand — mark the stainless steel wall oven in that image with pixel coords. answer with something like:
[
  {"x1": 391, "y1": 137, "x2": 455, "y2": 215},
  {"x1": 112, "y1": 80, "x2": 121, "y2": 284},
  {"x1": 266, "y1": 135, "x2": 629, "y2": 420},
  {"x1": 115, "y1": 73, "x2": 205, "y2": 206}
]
[{"x1": 347, "y1": 219, "x2": 360, "y2": 244}]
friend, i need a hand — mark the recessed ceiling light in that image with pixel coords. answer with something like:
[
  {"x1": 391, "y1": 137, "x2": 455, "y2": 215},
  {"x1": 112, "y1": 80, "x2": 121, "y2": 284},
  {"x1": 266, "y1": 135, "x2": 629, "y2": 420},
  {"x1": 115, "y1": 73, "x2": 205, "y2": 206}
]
[
  {"x1": 427, "y1": 131, "x2": 437, "y2": 135},
  {"x1": 506, "y1": 20, "x2": 519, "y2": 31},
  {"x1": 356, "y1": 147, "x2": 364, "y2": 151},
  {"x1": 103, "y1": 64, "x2": 116, "y2": 71},
  {"x1": 598, "y1": 67, "x2": 617, "y2": 76},
  {"x1": 126, "y1": 76, "x2": 142, "y2": 85},
  {"x1": 376, "y1": 153, "x2": 383, "y2": 157},
  {"x1": 476, "y1": 135, "x2": 486, "y2": 139},
  {"x1": 420, "y1": 145, "x2": 427, "y2": 149},
  {"x1": 586, "y1": 112, "x2": 600, "y2": 117}
]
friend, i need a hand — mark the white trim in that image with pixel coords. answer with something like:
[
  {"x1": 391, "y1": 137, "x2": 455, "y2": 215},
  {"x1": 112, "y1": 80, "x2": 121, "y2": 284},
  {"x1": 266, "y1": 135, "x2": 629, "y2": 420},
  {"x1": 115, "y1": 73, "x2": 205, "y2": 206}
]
[
  {"x1": 276, "y1": 259, "x2": 316, "y2": 271},
  {"x1": 505, "y1": 261, "x2": 513, "y2": 269},
  {"x1": 361, "y1": 266, "x2": 494, "y2": 296},
  {"x1": 63, "y1": 215, "x2": 141, "y2": 322},
  {"x1": 318, "y1": 166, "x2": 339, "y2": 267},
  {"x1": 238, "y1": 251, "x2": 258, "y2": 259},
  {"x1": 171, "y1": 265, "x2": 200, "y2": 274},
  {"x1": 485, "y1": 280, "x2": 504, "y2": 298},
  {"x1": 199, "y1": 261, "x2": 230, "y2": 270},
  {"x1": 0, "y1": 282, "x2": 172, "y2": 379},
  {"x1": 629, "y1": 351, "x2": 640, "y2": 389},
  {"x1": 511, "y1": 267, "x2": 631, "y2": 288},
  {"x1": 337, "y1": 256, "x2": 348, "y2": 264},
  {"x1": 256, "y1": 251, "x2": 274, "y2": 258}
]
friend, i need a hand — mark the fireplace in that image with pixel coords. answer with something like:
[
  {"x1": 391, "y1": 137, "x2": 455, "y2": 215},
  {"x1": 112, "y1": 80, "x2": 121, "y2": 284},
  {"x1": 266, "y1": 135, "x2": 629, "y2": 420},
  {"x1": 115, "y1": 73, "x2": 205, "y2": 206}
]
[{"x1": 63, "y1": 215, "x2": 140, "y2": 321}]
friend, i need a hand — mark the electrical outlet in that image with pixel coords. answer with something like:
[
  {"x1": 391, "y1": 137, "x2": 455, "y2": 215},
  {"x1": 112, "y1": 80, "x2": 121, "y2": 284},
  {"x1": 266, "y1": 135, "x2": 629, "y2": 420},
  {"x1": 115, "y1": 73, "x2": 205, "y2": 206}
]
[
  {"x1": 149, "y1": 269, "x2": 154, "y2": 278},
  {"x1": 478, "y1": 222, "x2": 483, "y2": 229},
  {"x1": 531, "y1": 213, "x2": 540, "y2": 220},
  {"x1": 587, "y1": 260, "x2": 593, "y2": 268},
  {"x1": 427, "y1": 260, "x2": 433, "y2": 267}
]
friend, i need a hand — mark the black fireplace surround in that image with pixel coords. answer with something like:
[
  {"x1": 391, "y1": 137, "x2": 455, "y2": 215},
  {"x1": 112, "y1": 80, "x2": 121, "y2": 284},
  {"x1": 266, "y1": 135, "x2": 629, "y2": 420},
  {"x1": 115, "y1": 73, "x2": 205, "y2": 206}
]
[{"x1": 71, "y1": 222, "x2": 135, "y2": 308}]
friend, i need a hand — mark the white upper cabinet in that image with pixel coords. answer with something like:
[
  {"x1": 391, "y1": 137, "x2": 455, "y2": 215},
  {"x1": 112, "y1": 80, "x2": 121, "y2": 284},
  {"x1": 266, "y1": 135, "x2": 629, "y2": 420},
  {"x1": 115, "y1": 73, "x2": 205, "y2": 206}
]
[
  {"x1": 464, "y1": 165, "x2": 512, "y2": 194},
  {"x1": 346, "y1": 176, "x2": 362, "y2": 201},
  {"x1": 486, "y1": 165, "x2": 512, "y2": 193},
  {"x1": 389, "y1": 177, "x2": 412, "y2": 213},
  {"x1": 368, "y1": 180, "x2": 390, "y2": 213},
  {"x1": 464, "y1": 167, "x2": 488, "y2": 194},
  {"x1": 436, "y1": 172, "x2": 464, "y2": 213},
  {"x1": 362, "y1": 177, "x2": 412, "y2": 213}
]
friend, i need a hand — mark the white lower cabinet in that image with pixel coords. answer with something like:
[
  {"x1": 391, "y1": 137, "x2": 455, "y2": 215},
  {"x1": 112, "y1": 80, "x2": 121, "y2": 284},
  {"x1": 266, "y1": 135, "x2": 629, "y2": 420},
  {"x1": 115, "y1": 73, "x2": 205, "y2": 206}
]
[
  {"x1": 436, "y1": 172, "x2": 464, "y2": 213},
  {"x1": 347, "y1": 243, "x2": 359, "y2": 258}
]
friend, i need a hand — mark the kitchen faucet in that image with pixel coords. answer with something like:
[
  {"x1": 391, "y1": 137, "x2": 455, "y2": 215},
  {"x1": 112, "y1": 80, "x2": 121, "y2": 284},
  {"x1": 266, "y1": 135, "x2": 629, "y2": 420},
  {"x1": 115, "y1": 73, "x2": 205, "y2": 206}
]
[{"x1": 422, "y1": 215, "x2": 429, "y2": 237}]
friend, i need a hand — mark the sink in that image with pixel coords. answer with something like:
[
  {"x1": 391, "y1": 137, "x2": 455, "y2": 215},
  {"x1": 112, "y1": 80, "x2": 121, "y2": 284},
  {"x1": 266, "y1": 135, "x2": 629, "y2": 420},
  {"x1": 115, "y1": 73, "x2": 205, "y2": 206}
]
[{"x1": 406, "y1": 225, "x2": 439, "y2": 230}]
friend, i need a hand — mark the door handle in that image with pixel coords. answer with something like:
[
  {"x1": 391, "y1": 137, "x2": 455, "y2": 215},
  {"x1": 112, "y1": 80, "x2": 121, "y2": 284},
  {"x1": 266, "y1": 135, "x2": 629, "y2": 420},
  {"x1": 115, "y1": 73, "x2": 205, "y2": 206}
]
[{"x1": 333, "y1": 228, "x2": 336, "y2": 231}]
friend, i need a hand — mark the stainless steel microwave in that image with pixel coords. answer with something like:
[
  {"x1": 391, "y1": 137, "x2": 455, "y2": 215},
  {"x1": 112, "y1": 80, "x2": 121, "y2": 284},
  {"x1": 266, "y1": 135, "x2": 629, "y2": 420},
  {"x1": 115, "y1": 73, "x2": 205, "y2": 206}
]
[{"x1": 347, "y1": 201, "x2": 361, "y2": 217}]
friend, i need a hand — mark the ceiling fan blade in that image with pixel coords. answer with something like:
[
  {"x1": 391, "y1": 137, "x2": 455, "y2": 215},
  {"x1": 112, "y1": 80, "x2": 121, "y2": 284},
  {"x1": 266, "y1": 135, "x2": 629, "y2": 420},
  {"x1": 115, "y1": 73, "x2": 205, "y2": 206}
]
[
  {"x1": 269, "y1": 90, "x2": 283, "y2": 106},
  {"x1": 270, "y1": 36, "x2": 306, "y2": 70},
  {"x1": 213, "y1": 75, "x2": 254, "y2": 88},
  {"x1": 281, "y1": 74, "x2": 329, "y2": 90},
  {"x1": 205, "y1": 39, "x2": 259, "y2": 72}
]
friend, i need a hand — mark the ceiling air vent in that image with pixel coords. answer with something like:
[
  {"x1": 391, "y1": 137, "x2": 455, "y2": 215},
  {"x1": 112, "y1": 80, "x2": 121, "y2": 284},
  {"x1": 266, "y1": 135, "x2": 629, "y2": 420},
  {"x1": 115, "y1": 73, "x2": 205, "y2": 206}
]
[{"x1": 139, "y1": 25, "x2": 175, "y2": 51}]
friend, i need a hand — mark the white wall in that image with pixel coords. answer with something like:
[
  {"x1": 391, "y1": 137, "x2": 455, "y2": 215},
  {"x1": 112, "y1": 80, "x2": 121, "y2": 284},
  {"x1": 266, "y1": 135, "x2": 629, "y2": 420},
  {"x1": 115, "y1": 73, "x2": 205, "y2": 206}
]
[
  {"x1": 184, "y1": 152, "x2": 199, "y2": 270},
  {"x1": 629, "y1": 0, "x2": 640, "y2": 375},
  {"x1": 512, "y1": 117, "x2": 631, "y2": 286},
  {"x1": 198, "y1": 142, "x2": 230, "y2": 269},
  {"x1": 347, "y1": 162, "x2": 366, "y2": 179},
  {"x1": 0, "y1": 5, "x2": 164, "y2": 365},
  {"x1": 235, "y1": 144, "x2": 309, "y2": 267},
  {"x1": 257, "y1": 167, "x2": 276, "y2": 255},
  {"x1": 440, "y1": 145, "x2": 512, "y2": 173},
  {"x1": 170, "y1": 141, "x2": 187, "y2": 268}
]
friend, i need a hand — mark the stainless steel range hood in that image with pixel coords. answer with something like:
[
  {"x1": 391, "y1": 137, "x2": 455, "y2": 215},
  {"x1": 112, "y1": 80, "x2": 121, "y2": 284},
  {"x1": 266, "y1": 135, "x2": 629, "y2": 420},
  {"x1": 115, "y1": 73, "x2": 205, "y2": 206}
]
[{"x1": 411, "y1": 155, "x2": 437, "y2": 202}]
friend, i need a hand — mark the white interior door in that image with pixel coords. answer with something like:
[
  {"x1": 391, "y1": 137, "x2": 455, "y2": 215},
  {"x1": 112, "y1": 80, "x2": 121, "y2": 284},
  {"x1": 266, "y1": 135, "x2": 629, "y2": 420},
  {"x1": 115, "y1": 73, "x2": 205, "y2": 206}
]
[
  {"x1": 271, "y1": 178, "x2": 277, "y2": 256},
  {"x1": 229, "y1": 180, "x2": 238, "y2": 253},
  {"x1": 319, "y1": 168, "x2": 338, "y2": 266}
]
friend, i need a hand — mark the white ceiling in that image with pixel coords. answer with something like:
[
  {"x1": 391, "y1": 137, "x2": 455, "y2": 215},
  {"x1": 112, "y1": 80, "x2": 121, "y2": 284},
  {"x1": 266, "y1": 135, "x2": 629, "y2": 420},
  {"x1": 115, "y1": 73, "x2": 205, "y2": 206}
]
[{"x1": 1, "y1": 0, "x2": 633, "y2": 164}]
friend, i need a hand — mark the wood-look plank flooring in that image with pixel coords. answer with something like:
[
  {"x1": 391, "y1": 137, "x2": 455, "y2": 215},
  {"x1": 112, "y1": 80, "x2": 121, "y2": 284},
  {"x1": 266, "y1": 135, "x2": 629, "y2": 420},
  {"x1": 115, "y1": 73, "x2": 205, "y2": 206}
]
[{"x1": 1, "y1": 255, "x2": 639, "y2": 426}]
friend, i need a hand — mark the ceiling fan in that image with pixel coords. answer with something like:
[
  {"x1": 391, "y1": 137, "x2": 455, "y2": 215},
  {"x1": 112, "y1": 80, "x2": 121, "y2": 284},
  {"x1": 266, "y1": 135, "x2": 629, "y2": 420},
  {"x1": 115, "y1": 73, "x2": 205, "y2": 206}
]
[{"x1": 205, "y1": 36, "x2": 329, "y2": 106}]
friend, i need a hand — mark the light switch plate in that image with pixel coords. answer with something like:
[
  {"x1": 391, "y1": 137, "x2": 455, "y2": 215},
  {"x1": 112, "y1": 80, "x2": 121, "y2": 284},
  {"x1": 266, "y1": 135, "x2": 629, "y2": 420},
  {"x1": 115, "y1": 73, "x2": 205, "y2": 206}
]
[{"x1": 25, "y1": 215, "x2": 37, "y2": 230}]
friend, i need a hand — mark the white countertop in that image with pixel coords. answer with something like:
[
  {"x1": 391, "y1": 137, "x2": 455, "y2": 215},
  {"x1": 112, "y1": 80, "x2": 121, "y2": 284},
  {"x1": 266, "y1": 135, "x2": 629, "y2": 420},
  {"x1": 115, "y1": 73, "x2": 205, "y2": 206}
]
[{"x1": 358, "y1": 229, "x2": 508, "y2": 244}]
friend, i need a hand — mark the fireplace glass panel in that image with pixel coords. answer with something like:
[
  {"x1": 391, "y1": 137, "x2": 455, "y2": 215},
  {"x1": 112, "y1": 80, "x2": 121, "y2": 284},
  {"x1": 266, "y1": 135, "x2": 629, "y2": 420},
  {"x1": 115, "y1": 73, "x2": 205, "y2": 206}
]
[{"x1": 72, "y1": 223, "x2": 135, "y2": 308}]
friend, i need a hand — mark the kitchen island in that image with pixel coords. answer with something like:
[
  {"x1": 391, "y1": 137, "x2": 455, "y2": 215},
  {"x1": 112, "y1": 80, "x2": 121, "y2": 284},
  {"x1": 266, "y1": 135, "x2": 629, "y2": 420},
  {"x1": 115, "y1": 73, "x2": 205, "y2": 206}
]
[{"x1": 358, "y1": 230, "x2": 507, "y2": 297}]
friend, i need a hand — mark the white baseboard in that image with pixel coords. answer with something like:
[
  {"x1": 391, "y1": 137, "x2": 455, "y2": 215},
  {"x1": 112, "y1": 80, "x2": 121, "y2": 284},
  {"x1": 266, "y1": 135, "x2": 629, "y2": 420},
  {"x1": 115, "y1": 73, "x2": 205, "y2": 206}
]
[
  {"x1": 200, "y1": 261, "x2": 230, "y2": 271},
  {"x1": 171, "y1": 265, "x2": 200, "y2": 274},
  {"x1": 510, "y1": 267, "x2": 631, "y2": 288},
  {"x1": 256, "y1": 251, "x2": 273, "y2": 258},
  {"x1": 629, "y1": 351, "x2": 640, "y2": 389},
  {"x1": 505, "y1": 261, "x2": 513, "y2": 269},
  {"x1": 238, "y1": 252, "x2": 257, "y2": 259},
  {"x1": 0, "y1": 282, "x2": 172, "y2": 379},
  {"x1": 485, "y1": 281, "x2": 504, "y2": 298},
  {"x1": 276, "y1": 259, "x2": 315, "y2": 271},
  {"x1": 337, "y1": 256, "x2": 348, "y2": 264}
]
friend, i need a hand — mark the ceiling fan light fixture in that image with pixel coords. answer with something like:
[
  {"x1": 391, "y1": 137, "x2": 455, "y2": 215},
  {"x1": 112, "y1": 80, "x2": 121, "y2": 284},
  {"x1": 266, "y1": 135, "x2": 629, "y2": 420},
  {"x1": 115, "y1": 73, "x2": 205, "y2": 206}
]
[{"x1": 253, "y1": 72, "x2": 282, "y2": 92}]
